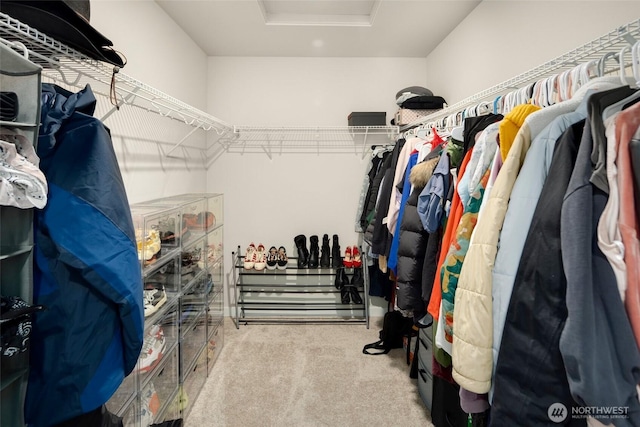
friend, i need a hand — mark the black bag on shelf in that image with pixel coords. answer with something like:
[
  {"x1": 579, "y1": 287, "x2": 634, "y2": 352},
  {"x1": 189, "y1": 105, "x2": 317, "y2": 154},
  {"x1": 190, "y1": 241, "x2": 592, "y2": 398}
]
[{"x1": 363, "y1": 310, "x2": 414, "y2": 355}]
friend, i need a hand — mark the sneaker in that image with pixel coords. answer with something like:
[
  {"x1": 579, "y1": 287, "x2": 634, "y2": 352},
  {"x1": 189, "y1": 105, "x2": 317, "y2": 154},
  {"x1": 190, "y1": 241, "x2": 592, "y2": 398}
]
[
  {"x1": 254, "y1": 244, "x2": 267, "y2": 271},
  {"x1": 184, "y1": 273, "x2": 214, "y2": 298},
  {"x1": 266, "y1": 246, "x2": 278, "y2": 270},
  {"x1": 184, "y1": 211, "x2": 216, "y2": 231},
  {"x1": 140, "y1": 381, "x2": 161, "y2": 426},
  {"x1": 277, "y1": 246, "x2": 288, "y2": 270},
  {"x1": 173, "y1": 385, "x2": 188, "y2": 412},
  {"x1": 137, "y1": 229, "x2": 161, "y2": 263},
  {"x1": 144, "y1": 284, "x2": 167, "y2": 318},
  {"x1": 243, "y1": 243, "x2": 257, "y2": 269},
  {"x1": 137, "y1": 324, "x2": 166, "y2": 374}
]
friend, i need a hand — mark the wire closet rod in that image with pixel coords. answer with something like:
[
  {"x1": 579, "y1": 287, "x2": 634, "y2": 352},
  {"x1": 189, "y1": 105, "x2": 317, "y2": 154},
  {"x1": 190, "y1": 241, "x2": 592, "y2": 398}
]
[{"x1": 401, "y1": 18, "x2": 640, "y2": 134}]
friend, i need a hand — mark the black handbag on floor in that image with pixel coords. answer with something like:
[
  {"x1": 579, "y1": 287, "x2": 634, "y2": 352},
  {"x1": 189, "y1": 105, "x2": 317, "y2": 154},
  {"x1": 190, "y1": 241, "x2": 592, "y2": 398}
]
[{"x1": 363, "y1": 310, "x2": 414, "y2": 355}]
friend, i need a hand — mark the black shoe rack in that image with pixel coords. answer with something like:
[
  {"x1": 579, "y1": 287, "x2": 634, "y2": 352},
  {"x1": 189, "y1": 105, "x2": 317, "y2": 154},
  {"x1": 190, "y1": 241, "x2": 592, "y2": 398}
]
[{"x1": 232, "y1": 245, "x2": 370, "y2": 329}]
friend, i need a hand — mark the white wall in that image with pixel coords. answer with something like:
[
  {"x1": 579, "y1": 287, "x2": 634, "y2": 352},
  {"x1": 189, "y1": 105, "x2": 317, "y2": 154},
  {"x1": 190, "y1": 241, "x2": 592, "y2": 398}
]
[
  {"x1": 207, "y1": 57, "x2": 428, "y2": 316},
  {"x1": 426, "y1": 1, "x2": 640, "y2": 105},
  {"x1": 87, "y1": 0, "x2": 210, "y2": 203}
]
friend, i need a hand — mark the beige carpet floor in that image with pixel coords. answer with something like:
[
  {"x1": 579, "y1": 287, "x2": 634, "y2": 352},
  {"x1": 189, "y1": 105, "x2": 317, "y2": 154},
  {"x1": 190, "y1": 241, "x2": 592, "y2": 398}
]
[{"x1": 186, "y1": 318, "x2": 433, "y2": 427}]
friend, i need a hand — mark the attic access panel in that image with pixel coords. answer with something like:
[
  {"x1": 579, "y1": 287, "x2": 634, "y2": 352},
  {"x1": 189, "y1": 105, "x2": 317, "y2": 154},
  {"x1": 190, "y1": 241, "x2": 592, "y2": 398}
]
[{"x1": 257, "y1": 0, "x2": 380, "y2": 26}]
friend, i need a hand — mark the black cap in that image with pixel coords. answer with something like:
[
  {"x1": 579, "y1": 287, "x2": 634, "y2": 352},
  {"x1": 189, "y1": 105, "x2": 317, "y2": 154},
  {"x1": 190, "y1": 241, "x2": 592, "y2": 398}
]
[{"x1": 0, "y1": 1, "x2": 125, "y2": 67}]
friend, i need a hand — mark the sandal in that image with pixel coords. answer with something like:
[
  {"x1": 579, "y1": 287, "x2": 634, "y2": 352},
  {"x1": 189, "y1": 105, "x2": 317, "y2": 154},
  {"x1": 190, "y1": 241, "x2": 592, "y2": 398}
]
[
  {"x1": 343, "y1": 246, "x2": 353, "y2": 268},
  {"x1": 352, "y1": 246, "x2": 362, "y2": 268},
  {"x1": 277, "y1": 246, "x2": 288, "y2": 270}
]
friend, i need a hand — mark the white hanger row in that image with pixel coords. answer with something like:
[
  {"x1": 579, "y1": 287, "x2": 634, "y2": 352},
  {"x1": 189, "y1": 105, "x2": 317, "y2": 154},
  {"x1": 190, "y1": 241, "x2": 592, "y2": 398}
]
[{"x1": 402, "y1": 43, "x2": 640, "y2": 140}]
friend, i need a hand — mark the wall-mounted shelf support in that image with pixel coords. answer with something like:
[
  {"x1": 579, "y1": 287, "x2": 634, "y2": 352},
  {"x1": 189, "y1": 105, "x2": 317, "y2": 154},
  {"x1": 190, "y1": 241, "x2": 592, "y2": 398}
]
[{"x1": 166, "y1": 123, "x2": 203, "y2": 158}]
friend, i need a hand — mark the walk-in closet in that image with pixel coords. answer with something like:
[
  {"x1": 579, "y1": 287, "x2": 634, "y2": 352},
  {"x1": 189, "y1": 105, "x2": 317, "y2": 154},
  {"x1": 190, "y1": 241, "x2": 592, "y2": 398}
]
[{"x1": 1, "y1": 1, "x2": 640, "y2": 426}]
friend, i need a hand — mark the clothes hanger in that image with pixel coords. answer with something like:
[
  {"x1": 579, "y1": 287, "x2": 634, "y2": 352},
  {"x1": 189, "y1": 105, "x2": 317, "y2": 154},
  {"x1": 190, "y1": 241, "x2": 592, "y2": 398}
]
[
  {"x1": 446, "y1": 113, "x2": 457, "y2": 130},
  {"x1": 520, "y1": 85, "x2": 531, "y2": 105},
  {"x1": 581, "y1": 60, "x2": 599, "y2": 87},
  {"x1": 531, "y1": 79, "x2": 543, "y2": 106},
  {"x1": 633, "y1": 39, "x2": 640, "y2": 86},
  {"x1": 416, "y1": 125, "x2": 430, "y2": 139},
  {"x1": 505, "y1": 90, "x2": 517, "y2": 113},
  {"x1": 601, "y1": 44, "x2": 640, "y2": 121},
  {"x1": 558, "y1": 69, "x2": 571, "y2": 102},
  {"x1": 493, "y1": 96, "x2": 502, "y2": 114},
  {"x1": 547, "y1": 75, "x2": 559, "y2": 106},
  {"x1": 538, "y1": 77, "x2": 548, "y2": 106},
  {"x1": 570, "y1": 64, "x2": 583, "y2": 96},
  {"x1": 477, "y1": 101, "x2": 492, "y2": 116},
  {"x1": 618, "y1": 45, "x2": 632, "y2": 86},
  {"x1": 597, "y1": 51, "x2": 619, "y2": 78}
]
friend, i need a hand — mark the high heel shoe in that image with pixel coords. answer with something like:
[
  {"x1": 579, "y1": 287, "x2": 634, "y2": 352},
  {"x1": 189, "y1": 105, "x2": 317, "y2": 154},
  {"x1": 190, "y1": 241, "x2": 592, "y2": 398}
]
[
  {"x1": 352, "y1": 246, "x2": 362, "y2": 268},
  {"x1": 343, "y1": 246, "x2": 353, "y2": 268}
]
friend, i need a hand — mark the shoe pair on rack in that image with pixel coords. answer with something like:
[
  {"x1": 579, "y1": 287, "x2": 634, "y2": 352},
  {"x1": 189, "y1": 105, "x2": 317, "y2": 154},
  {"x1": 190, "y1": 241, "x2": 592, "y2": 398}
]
[
  {"x1": 244, "y1": 243, "x2": 270, "y2": 271},
  {"x1": 295, "y1": 234, "x2": 340, "y2": 268},
  {"x1": 342, "y1": 246, "x2": 362, "y2": 268},
  {"x1": 334, "y1": 266, "x2": 364, "y2": 304},
  {"x1": 266, "y1": 246, "x2": 288, "y2": 270}
]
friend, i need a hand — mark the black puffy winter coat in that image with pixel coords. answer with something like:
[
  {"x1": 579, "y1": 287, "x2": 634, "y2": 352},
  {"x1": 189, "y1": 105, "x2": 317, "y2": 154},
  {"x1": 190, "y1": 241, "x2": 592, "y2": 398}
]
[
  {"x1": 396, "y1": 156, "x2": 439, "y2": 319},
  {"x1": 371, "y1": 139, "x2": 405, "y2": 255}
]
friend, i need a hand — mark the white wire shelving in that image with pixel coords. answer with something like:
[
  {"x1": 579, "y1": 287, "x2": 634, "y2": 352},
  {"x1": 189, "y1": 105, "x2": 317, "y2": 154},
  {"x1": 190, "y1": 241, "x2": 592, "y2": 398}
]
[
  {"x1": 0, "y1": 12, "x2": 399, "y2": 163},
  {"x1": 401, "y1": 18, "x2": 640, "y2": 133},
  {"x1": 225, "y1": 125, "x2": 398, "y2": 153},
  {"x1": 2, "y1": 11, "x2": 638, "y2": 162},
  {"x1": 0, "y1": 12, "x2": 234, "y2": 148}
]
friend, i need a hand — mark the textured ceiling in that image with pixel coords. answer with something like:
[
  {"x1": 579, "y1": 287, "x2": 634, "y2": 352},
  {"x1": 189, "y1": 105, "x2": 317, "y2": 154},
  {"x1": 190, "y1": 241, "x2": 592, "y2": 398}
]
[{"x1": 155, "y1": 0, "x2": 482, "y2": 57}]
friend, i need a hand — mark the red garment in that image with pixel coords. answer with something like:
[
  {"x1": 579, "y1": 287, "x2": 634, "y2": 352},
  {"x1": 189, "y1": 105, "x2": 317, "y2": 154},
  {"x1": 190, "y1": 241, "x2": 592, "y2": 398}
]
[
  {"x1": 427, "y1": 148, "x2": 474, "y2": 319},
  {"x1": 430, "y1": 128, "x2": 446, "y2": 152},
  {"x1": 615, "y1": 102, "x2": 640, "y2": 348}
]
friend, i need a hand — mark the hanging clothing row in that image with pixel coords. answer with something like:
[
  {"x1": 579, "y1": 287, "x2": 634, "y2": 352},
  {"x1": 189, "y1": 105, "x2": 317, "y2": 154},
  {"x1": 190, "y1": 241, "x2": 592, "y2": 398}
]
[{"x1": 359, "y1": 59, "x2": 640, "y2": 425}]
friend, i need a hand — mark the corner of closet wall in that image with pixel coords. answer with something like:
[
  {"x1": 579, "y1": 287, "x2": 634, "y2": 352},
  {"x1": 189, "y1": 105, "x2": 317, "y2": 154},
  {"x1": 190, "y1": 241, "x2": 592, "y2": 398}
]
[
  {"x1": 87, "y1": 0, "x2": 210, "y2": 204},
  {"x1": 206, "y1": 56, "x2": 428, "y2": 317},
  {"x1": 425, "y1": 0, "x2": 640, "y2": 105}
]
